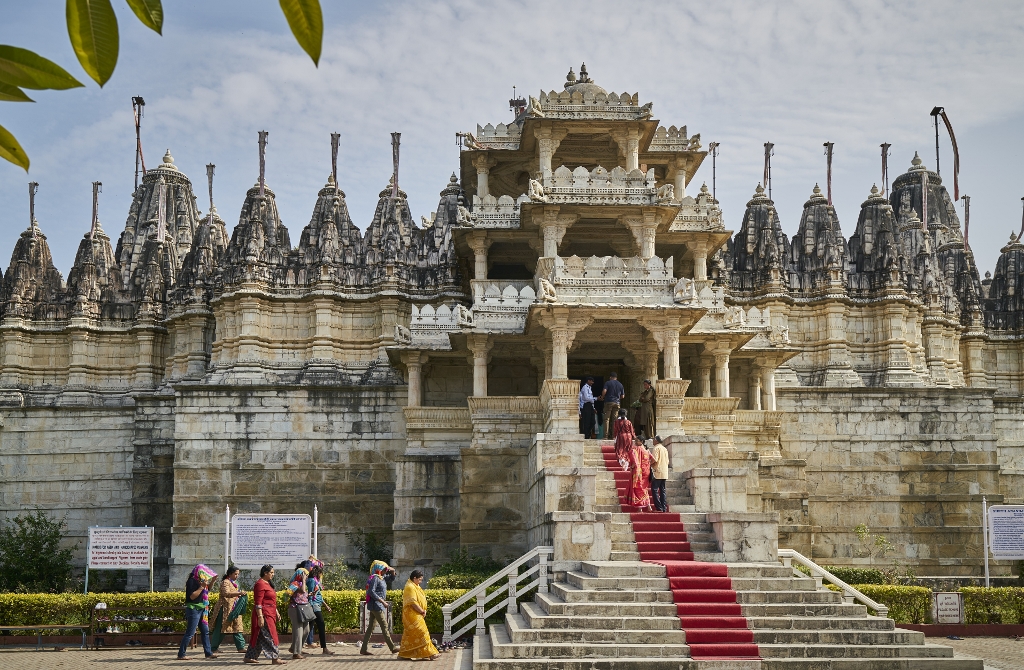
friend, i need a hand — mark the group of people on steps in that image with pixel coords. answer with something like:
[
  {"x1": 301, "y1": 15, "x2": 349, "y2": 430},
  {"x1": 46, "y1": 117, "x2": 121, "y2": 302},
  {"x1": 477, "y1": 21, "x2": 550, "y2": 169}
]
[{"x1": 176, "y1": 558, "x2": 440, "y2": 663}]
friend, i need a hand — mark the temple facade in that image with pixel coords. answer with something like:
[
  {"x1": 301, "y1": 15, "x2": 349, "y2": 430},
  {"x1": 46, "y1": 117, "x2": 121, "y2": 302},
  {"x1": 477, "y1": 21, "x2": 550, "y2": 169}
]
[{"x1": 0, "y1": 66, "x2": 1021, "y2": 588}]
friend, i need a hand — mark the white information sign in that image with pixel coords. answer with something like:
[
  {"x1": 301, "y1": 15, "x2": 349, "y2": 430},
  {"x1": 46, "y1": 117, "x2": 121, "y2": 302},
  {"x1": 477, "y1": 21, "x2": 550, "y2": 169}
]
[
  {"x1": 88, "y1": 527, "x2": 153, "y2": 569},
  {"x1": 988, "y1": 505, "x2": 1024, "y2": 560},
  {"x1": 230, "y1": 514, "x2": 311, "y2": 569},
  {"x1": 933, "y1": 592, "x2": 963, "y2": 624}
]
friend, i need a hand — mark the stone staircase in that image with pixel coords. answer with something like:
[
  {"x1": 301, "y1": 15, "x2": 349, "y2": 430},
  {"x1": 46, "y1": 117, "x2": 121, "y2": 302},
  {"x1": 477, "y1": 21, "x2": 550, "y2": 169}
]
[{"x1": 472, "y1": 439, "x2": 983, "y2": 670}]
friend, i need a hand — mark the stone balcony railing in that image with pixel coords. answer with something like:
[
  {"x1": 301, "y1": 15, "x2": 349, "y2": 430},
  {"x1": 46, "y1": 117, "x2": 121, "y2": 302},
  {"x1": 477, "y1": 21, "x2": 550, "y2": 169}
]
[
  {"x1": 404, "y1": 406, "x2": 472, "y2": 431},
  {"x1": 533, "y1": 89, "x2": 649, "y2": 120},
  {"x1": 681, "y1": 396, "x2": 740, "y2": 447},
  {"x1": 408, "y1": 303, "x2": 474, "y2": 349},
  {"x1": 470, "y1": 280, "x2": 534, "y2": 332},
  {"x1": 459, "y1": 193, "x2": 526, "y2": 228},
  {"x1": 540, "y1": 165, "x2": 671, "y2": 206},
  {"x1": 536, "y1": 254, "x2": 682, "y2": 307},
  {"x1": 668, "y1": 183, "x2": 725, "y2": 232},
  {"x1": 471, "y1": 122, "x2": 521, "y2": 150}
]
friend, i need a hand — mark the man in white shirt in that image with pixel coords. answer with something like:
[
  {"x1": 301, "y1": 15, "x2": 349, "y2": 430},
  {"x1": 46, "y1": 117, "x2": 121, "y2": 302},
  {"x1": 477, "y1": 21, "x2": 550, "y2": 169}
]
[
  {"x1": 650, "y1": 435, "x2": 669, "y2": 512},
  {"x1": 578, "y1": 377, "x2": 597, "y2": 439}
]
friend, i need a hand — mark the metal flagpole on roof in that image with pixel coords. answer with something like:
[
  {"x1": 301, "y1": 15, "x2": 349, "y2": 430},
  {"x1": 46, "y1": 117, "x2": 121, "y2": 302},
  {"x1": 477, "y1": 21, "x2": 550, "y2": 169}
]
[
  {"x1": 258, "y1": 131, "x2": 268, "y2": 199},
  {"x1": 708, "y1": 142, "x2": 720, "y2": 202},
  {"x1": 930, "y1": 107, "x2": 942, "y2": 176},
  {"x1": 763, "y1": 142, "x2": 774, "y2": 200},
  {"x1": 206, "y1": 164, "x2": 215, "y2": 228},
  {"x1": 880, "y1": 144, "x2": 891, "y2": 197},
  {"x1": 961, "y1": 195, "x2": 971, "y2": 249},
  {"x1": 823, "y1": 142, "x2": 834, "y2": 207},
  {"x1": 331, "y1": 133, "x2": 340, "y2": 188},
  {"x1": 28, "y1": 181, "x2": 38, "y2": 238},
  {"x1": 391, "y1": 132, "x2": 401, "y2": 198},
  {"x1": 132, "y1": 96, "x2": 147, "y2": 189},
  {"x1": 91, "y1": 181, "x2": 102, "y2": 241}
]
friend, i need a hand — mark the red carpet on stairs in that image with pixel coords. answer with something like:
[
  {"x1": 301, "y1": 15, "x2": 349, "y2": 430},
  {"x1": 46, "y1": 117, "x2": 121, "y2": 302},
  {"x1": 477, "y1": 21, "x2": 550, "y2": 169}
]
[{"x1": 600, "y1": 444, "x2": 760, "y2": 660}]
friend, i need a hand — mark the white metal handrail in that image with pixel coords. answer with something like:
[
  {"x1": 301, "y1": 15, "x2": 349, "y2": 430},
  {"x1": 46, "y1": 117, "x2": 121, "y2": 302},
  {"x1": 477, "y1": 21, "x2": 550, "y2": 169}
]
[
  {"x1": 778, "y1": 548, "x2": 889, "y2": 618},
  {"x1": 440, "y1": 546, "x2": 552, "y2": 644}
]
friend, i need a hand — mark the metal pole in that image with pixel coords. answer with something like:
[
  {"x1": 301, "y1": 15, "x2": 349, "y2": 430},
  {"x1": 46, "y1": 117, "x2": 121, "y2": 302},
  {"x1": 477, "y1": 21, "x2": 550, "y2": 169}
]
[
  {"x1": 391, "y1": 132, "x2": 401, "y2": 198},
  {"x1": 982, "y1": 496, "x2": 990, "y2": 588},
  {"x1": 313, "y1": 505, "x2": 318, "y2": 558},
  {"x1": 224, "y1": 505, "x2": 230, "y2": 573},
  {"x1": 258, "y1": 131, "x2": 268, "y2": 199},
  {"x1": 823, "y1": 142, "x2": 834, "y2": 207},
  {"x1": 84, "y1": 528, "x2": 91, "y2": 594},
  {"x1": 709, "y1": 142, "x2": 720, "y2": 202},
  {"x1": 962, "y1": 195, "x2": 971, "y2": 248},
  {"x1": 330, "y1": 133, "x2": 340, "y2": 188},
  {"x1": 90, "y1": 181, "x2": 102, "y2": 241},
  {"x1": 149, "y1": 527, "x2": 154, "y2": 592},
  {"x1": 206, "y1": 164, "x2": 215, "y2": 228},
  {"x1": 932, "y1": 108, "x2": 942, "y2": 176},
  {"x1": 28, "y1": 181, "x2": 38, "y2": 237},
  {"x1": 880, "y1": 143, "x2": 891, "y2": 197}
]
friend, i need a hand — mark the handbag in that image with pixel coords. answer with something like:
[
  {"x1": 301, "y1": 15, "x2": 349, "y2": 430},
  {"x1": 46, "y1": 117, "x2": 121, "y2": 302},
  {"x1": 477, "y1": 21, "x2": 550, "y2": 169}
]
[{"x1": 297, "y1": 602, "x2": 316, "y2": 624}]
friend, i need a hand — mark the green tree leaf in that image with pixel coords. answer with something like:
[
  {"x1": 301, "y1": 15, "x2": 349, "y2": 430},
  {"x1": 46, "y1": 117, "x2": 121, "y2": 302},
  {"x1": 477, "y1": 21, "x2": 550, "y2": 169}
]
[
  {"x1": 0, "y1": 82, "x2": 33, "y2": 102},
  {"x1": 0, "y1": 122, "x2": 30, "y2": 171},
  {"x1": 279, "y1": 0, "x2": 322, "y2": 66},
  {"x1": 66, "y1": 0, "x2": 120, "y2": 86},
  {"x1": 0, "y1": 46, "x2": 84, "y2": 90},
  {"x1": 125, "y1": 0, "x2": 163, "y2": 34}
]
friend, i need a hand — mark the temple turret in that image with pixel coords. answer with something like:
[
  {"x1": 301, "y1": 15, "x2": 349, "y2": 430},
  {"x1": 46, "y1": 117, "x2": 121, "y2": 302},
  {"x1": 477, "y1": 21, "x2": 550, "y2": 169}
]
[
  {"x1": 984, "y1": 232, "x2": 1024, "y2": 331},
  {"x1": 172, "y1": 205, "x2": 228, "y2": 306},
  {"x1": 115, "y1": 150, "x2": 202, "y2": 287},
  {"x1": 66, "y1": 218, "x2": 127, "y2": 320},
  {"x1": 847, "y1": 184, "x2": 906, "y2": 297},
  {"x1": 219, "y1": 182, "x2": 292, "y2": 287},
  {"x1": 790, "y1": 184, "x2": 847, "y2": 296},
  {"x1": 727, "y1": 183, "x2": 790, "y2": 297},
  {"x1": 1, "y1": 219, "x2": 66, "y2": 321},
  {"x1": 294, "y1": 175, "x2": 364, "y2": 286}
]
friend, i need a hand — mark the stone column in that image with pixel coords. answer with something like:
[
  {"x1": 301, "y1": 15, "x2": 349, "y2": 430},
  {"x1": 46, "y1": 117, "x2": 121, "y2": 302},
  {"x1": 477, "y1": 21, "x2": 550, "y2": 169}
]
[
  {"x1": 551, "y1": 328, "x2": 571, "y2": 379},
  {"x1": 761, "y1": 365, "x2": 776, "y2": 411},
  {"x1": 403, "y1": 351, "x2": 424, "y2": 407},
  {"x1": 467, "y1": 232, "x2": 491, "y2": 280},
  {"x1": 715, "y1": 353, "x2": 730, "y2": 398},
  {"x1": 750, "y1": 366, "x2": 763, "y2": 411},
  {"x1": 674, "y1": 158, "x2": 688, "y2": 199},
  {"x1": 663, "y1": 329, "x2": 681, "y2": 380},
  {"x1": 533, "y1": 125, "x2": 566, "y2": 179},
  {"x1": 536, "y1": 208, "x2": 576, "y2": 258},
  {"x1": 467, "y1": 334, "x2": 491, "y2": 397},
  {"x1": 473, "y1": 155, "x2": 494, "y2": 199},
  {"x1": 698, "y1": 363, "x2": 712, "y2": 397},
  {"x1": 691, "y1": 239, "x2": 709, "y2": 281},
  {"x1": 612, "y1": 126, "x2": 642, "y2": 172},
  {"x1": 624, "y1": 211, "x2": 658, "y2": 259}
]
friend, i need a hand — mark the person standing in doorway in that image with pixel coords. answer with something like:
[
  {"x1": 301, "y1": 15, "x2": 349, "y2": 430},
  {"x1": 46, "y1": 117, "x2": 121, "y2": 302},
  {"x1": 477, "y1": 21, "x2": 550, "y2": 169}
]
[
  {"x1": 360, "y1": 561, "x2": 398, "y2": 655},
  {"x1": 650, "y1": 436, "x2": 669, "y2": 512},
  {"x1": 578, "y1": 376, "x2": 597, "y2": 439},
  {"x1": 635, "y1": 379, "x2": 657, "y2": 440},
  {"x1": 600, "y1": 372, "x2": 624, "y2": 439}
]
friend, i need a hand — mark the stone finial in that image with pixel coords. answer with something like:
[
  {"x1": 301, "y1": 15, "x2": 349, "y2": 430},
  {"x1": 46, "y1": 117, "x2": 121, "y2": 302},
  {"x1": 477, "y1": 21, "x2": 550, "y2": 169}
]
[
  {"x1": 909, "y1": 152, "x2": 926, "y2": 171},
  {"x1": 700, "y1": 182, "x2": 710, "y2": 195},
  {"x1": 157, "y1": 149, "x2": 179, "y2": 172},
  {"x1": 870, "y1": 184, "x2": 880, "y2": 197},
  {"x1": 812, "y1": 183, "x2": 822, "y2": 196},
  {"x1": 579, "y1": 62, "x2": 592, "y2": 84},
  {"x1": 564, "y1": 66, "x2": 577, "y2": 89},
  {"x1": 753, "y1": 183, "x2": 766, "y2": 198}
]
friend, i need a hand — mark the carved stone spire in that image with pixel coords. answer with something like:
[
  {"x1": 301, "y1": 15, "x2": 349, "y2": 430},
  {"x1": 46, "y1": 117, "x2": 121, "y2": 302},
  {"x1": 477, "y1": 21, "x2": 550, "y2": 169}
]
[
  {"x1": 847, "y1": 184, "x2": 906, "y2": 296},
  {"x1": 1, "y1": 212, "x2": 66, "y2": 321},
  {"x1": 727, "y1": 183, "x2": 790, "y2": 297},
  {"x1": 985, "y1": 232, "x2": 1024, "y2": 331},
  {"x1": 67, "y1": 207, "x2": 125, "y2": 319},
  {"x1": 219, "y1": 180, "x2": 292, "y2": 288},
  {"x1": 294, "y1": 174, "x2": 363, "y2": 286},
  {"x1": 790, "y1": 183, "x2": 848, "y2": 295}
]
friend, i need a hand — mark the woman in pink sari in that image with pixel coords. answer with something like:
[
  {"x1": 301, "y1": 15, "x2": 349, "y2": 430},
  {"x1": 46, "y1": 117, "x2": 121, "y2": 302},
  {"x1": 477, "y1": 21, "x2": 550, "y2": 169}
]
[
  {"x1": 627, "y1": 437, "x2": 653, "y2": 512},
  {"x1": 613, "y1": 409, "x2": 636, "y2": 467}
]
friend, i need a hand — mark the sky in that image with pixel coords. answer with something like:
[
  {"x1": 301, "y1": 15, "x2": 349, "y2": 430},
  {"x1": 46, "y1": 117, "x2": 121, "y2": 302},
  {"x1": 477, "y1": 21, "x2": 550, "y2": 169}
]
[{"x1": 1, "y1": 0, "x2": 1023, "y2": 275}]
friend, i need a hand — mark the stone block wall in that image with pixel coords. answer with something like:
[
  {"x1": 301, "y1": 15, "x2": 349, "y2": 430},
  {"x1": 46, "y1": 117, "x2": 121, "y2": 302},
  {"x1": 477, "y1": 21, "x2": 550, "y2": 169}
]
[
  {"x1": 169, "y1": 383, "x2": 405, "y2": 585},
  {"x1": 777, "y1": 387, "x2": 1016, "y2": 576},
  {"x1": 130, "y1": 392, "x2": 176, "y2": 590},
  {"x1": 423, "y1": 359, "x2": 472, "y2": 406},
  {"x1": 393, "y1": 454, "x2": 461, "y2": 577},
  {"x1": 0, "y1": 406, "x2": 135, "y2": 569}
]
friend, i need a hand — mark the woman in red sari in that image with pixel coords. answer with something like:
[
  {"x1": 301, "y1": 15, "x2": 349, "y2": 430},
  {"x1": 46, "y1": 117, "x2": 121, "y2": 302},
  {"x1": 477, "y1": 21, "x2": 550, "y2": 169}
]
[
  {"x1": 627, "y1": 437, "x2": 653, "y2": 512},
  {"x1": 245, "y1": 565, "x2": 285, "y2": 665},
  {"x1": 612, "y1": 409, "x2": 635, "y2": 467}
]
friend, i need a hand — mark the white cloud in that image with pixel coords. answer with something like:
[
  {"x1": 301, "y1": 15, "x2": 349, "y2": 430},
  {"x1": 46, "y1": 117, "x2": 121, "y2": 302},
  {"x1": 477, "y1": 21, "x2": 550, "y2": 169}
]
[{"x1": 1, "y1": 0, "x2": 1022, "y2": 274}]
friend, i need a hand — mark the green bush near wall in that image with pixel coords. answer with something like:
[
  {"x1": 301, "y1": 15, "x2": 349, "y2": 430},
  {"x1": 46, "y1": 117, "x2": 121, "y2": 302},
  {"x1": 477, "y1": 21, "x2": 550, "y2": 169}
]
[
  {"x1": 0, "y1": 589, "x2": 471, "y2": 636},
  {"x1": 853, "y1": 585, "x2": 933, "y2": 624},
  {"x1": 960, "y1": 587, "x2": 1024, "y2": 624}
]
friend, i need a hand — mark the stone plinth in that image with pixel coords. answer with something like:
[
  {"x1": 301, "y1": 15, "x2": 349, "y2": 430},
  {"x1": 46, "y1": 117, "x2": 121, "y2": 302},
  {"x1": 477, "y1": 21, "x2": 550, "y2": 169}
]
[
  {"x1": 683, "y1": 467, "x2": 748, "y2": 513},
  {"x1": 655, "y1": 379, "x2": 690, "y2": 434},
  {"x1": 540, "y1": 379, "x2": 580, "y2": 433},
  {"x1": 681, "y1": 397, "x2": 739, "y2": 447},
  {"x1": 545, "y1": 511, "x2": 613, "y2": 573},
  {"x1": 666, "y1": 435, "x2": 720, "y2": 471},
  {"x1": 707, "y1": 511, "x2": 779, "y2": 562}
]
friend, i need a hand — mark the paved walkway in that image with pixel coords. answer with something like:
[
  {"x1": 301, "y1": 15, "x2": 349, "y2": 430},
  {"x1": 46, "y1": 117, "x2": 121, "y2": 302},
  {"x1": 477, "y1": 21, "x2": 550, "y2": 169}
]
[
  {"x1": 0, "y1": 643, "x2": 462, "y2": 670},
  {"x1": 942, "y1": 636, "x2": 1024, "y2": 670}
]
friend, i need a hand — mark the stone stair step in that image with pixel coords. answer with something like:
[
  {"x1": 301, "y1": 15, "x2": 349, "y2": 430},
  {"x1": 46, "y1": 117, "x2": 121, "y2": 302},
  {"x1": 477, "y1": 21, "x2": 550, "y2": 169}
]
[
  {"x1": 726, "y1": 564, "x2": 795, "y2": 579},
  {"x1": 729, "y1": 577, "x2": 818, "y2": 591},
  {"x1": 611, "y1": 550, "x2": 642, "y2": 561},
  {"x1": 752, "y1": 629, "x2": 925, "y2": 645},
  {"x1": 535, "y1": 591, "x2": 679, "y2": 617},
  {"x1": 566, "y1": 570, "x2": 669, "y2": 591},
  {"x1": 520, "y1": 601, "x2": 682, "y2": 631},
  {"x1": 757, "y1": 643, "x2": 954, "y2": 659},
  {"x1": 760, "y1": 659, "x2": 983, "y2": 670},
  {"x1": 746, "y1": 615, "x2": 894, "y2": 631},
  {"x1": 582, "y1": 561, "x2": 666, "y2": 578},
  {"x1": 490, "y1": 623, "x2": 691, "y2": 659},
  {"x1": 737, "y1": 590, "x2": 844, "y2": 604},
  {"x1": 740, "y1": 602, "x2": 870, "y2": 617},
  {"x1": 551, "y1": 581, "x2": 674, "y2": 603}
]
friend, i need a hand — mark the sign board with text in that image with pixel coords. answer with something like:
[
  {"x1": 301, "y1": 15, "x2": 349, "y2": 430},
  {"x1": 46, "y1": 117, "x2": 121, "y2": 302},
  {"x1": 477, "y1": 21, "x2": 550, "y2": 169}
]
[
  {"x1": 989, "y1": 505, "x2": 1024, "y2": 560},
  {"x1": 933, "y1": 592, "x2": 963, "y2": 624},
  {"x1": 230, "y1": 514, "x2": 311, "y2": 569},
  {"x1": 87, "y1": 527, "x2": 153, "y2": 569}
]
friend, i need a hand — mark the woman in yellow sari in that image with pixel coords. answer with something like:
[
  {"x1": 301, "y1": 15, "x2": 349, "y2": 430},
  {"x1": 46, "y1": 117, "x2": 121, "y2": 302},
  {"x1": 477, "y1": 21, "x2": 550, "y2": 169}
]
[{"x1": 397, "y1": 570, "x2": 439, "y2": 660}]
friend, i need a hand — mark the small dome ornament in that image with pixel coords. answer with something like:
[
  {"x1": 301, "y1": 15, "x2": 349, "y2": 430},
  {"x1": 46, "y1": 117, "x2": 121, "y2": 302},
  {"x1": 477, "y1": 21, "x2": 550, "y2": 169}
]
[
  {"x1": 812, "y1": 183, "x2": 822, "y2": 196},
  {"x1": 564, "y1": 67, "x2": 577, "y2": 89},
  {"x1": 909, "y1": 151, "x2": 926, "y2": 171},
  {"x1": 156, "y1": 149, "x2": 180, "y2": 172},
  {"x1": 869, "y1": 183, "x2": 880, "y2": 197}
]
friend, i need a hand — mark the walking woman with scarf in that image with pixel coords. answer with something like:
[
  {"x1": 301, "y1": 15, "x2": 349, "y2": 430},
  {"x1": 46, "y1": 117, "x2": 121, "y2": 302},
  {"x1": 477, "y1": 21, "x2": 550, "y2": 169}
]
[
  {"x1": 210, "y1": 565, "x2": 247, "y2": 653},
  {"x1": 626, "y1": 436, "x2": 654, "y2": 512},
  {"x1": 244, "y1": 565, "x2": 285, "y2": 665},
  {"x1": 612, "y1": 408, "x2": 636, "y2": 469},
  {"x1": 177, "y1": 564, "x2": 217, "y2": 660},
  {"x1": 360, "y1": 560, "x2": 398, "y2": 655}
]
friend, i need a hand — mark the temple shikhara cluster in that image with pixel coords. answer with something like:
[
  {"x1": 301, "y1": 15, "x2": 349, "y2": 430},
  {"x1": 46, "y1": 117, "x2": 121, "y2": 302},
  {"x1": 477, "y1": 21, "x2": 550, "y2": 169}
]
[{"x1": 1, "y1": 66, "x2": 1021, "y2": 616}]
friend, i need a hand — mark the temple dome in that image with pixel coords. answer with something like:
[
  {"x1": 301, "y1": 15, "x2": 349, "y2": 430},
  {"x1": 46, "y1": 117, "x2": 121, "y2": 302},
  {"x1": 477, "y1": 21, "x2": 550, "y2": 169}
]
[{"x1": 562, "y1": 63, "x2": 607, "y2": 96}]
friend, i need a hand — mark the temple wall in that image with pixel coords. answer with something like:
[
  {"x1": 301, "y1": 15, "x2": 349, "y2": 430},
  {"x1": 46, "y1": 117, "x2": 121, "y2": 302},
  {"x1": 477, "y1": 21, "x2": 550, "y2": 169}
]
[
  {"x1": 169, "y1": 383, "x2": 405, "y2": 585},
  {"x1": 423, "y1": 359, "x2": 472, "y2": 406},
  {"x1": 0, "y1": 406, "x2": 135, "y2": 566},
  {"x1": 777, "y1": 387, "x2": 1018, "y2": 576}
]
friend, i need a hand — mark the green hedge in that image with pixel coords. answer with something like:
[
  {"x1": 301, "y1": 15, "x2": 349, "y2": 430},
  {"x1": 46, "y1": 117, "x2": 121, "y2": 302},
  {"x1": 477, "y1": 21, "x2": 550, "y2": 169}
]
[
  {"x1": 796, "y1": 564, "x2": 886, "y2": 585},
  {"x1": 854, "y1": 585, "x2": 932, "y2": 624},
  {"x1": 0, "y1": 589, "x2": 470, "y2": 636},
  {"x1": 961, "y1": 587, "x2": 1024, "y2": 624}
]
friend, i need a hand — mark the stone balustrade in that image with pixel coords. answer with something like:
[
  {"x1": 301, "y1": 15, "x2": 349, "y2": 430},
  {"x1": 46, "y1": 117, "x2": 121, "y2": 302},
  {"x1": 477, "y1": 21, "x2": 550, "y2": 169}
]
[
  {"x1": 472, "y1": 122, "x2": 521, "y2": 150},
  {"x1": 682, "y1": 397, "x2": 740, "y2": 447},
  {"x1": 460, "y1": 193, "x2": 525, "y2": 228},
  {"x1": 404, "y1": 406, "x2": 472, "y2": 430},
  {"x1": 669, "y1": 184, "x2": 725, "y2": 232},
  {"x1": 654, "y1": 379, "x2": 690, "y2": 434},
  {"x1": 540, "y1": 378, "x2": 581, "y2": 434},
  {"x1": 734, "y1": 409, "x2": 784, "y2": 458},
  {"x1": 682, "y1": 396, "x2": 741, "y2": 418},
  {"x1": 470, "y1": 280, "x2": 534, "y2": 332},
  {"x1": 685, "y1": 279, "x2": 727, "y2": 310},
  {"x1": 408, "y1": 303, "x2": 474, "y2": 348},
  {"x1": 536, "y1": 255, "x2": 682, "y2": 307},
  {"x1": 403, "y1": 406, "x2": 472, "y2": 455},
  {"x1": 648, "y1": 125, "x2": 698, "y2": 152},
  {"x1": 540, "y1": 165, "x2": 667, "y2": 206},
  {"x1": 534, "y1": 89, "x2": 646, "y2": 119},
  {"x1": 467, "y1": 395, "x2": 543, "y2": 418}
]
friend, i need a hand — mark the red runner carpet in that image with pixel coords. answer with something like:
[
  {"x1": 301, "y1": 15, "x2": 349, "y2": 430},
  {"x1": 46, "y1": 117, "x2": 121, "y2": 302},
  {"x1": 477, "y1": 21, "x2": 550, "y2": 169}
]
[{"x1": 601, "y1": 445, "x2": 759, "y2": 660}]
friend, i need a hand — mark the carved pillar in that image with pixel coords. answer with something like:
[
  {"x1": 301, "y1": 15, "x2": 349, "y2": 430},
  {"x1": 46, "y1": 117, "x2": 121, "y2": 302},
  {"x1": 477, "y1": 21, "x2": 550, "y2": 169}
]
[
  {"x1": 691, "y1": 239, "x2": 709, "y2": 281},
  {"x1": 624, "y1": 210, "x2": 658, "y2": 259},
  {"x1": 473, "y1": 155, "x2": 495, "y2": 199},
  {"x1": 466, "y1": 334, "x2": 492, "y2": 397},
  {"x1": 312, "y1": 298, "x2": 334, "y2": 360},
  {"x1": 612, "y1": 125, "x2": 642, "y2": 172},
  {"x1": 403, "y1": 351, "x2": 424, "y2": 407},
  {"x1": 761, "y1": 365, "x2": 776, "y2": 411},
  {"x1": 533, "y1": 124, "x2": 566, "y2": 179},
  {"x1": 750, "y1": 366, "x2": 763, "y2": 411},
  {"x1": 698, "y1": 362, "x2": 712, "y2": 397},
  {"x1": 535, "y1": 208, "x2": 576, "y2": 258},
  {"x1": 673, "y1": 158, "x2": 688, "y2": 199},
  {"x1": 715, "y1": 352, "x2": 730, "y2": 398},
  {"x1": 551, "y1": 328, "x2": 571, "y2": 379},
  {"x1": 467, "y1": 232, "x2": 491, "y2": 280},
  {"x1": 661, "y1": 329, "x2": 681, "y2": 379},
  {"x1": 641, "y1": 350, "x2": 659, "y2": 384}
]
